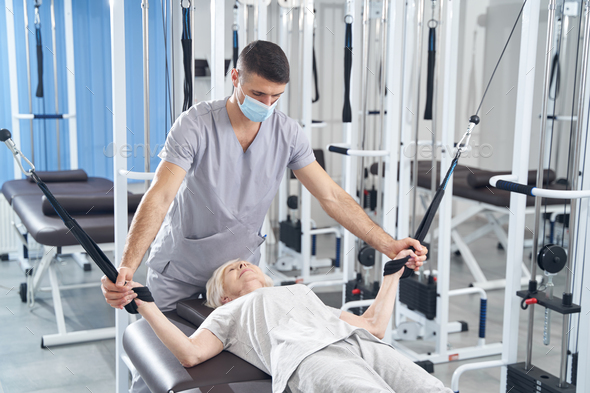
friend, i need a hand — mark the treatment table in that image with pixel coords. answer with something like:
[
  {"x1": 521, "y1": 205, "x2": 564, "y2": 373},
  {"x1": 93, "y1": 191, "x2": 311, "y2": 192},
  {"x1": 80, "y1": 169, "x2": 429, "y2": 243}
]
[{"x1": 1, "y1": 169, "x2": 143, "y2": 346}]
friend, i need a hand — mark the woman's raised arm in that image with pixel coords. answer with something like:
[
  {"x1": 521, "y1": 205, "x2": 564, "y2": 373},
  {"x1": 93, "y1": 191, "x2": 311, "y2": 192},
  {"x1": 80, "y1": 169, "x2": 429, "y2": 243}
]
[{"x1": 137, "y1": 300, "x2": 223, "y2": 368}]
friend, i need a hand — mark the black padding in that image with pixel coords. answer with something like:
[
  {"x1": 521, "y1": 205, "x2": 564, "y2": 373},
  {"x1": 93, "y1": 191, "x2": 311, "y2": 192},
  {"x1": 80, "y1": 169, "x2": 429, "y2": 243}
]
[
  {"x1": 123, "y1": 315, "x2": 271, "y2": 393},
  {"x1": 291, "y1": 149, "x2": 324, "y2": 179},
  {"x1": 177, "y1": 298, "x2": 214, "y2": 326},
  {"x1": 2, "y1": 177, "x2": 113, "y2": 204},
  {"x1": 342, "y1": 22, "x2": 353, "y2": 123},
  {"x1": 41, "y1": 193, "x2": 144, "y2": 216},
  {"x1": 328, "y1": 145, "x2": 349, "y2": 155},
  {"x1": 315, "y1": 149, "x2": 325, "y2": 171},
  {"x1": 415, "y1": 161, "x2": 567, "y2": 207},
  {"x1": 424, "y1": 27, "x2": 436, "y2": 120},
  {"x1": 466, "y1": 169, "x2": 555, "y2": 188},
  {"x1": 494, "y1": 180, "x2": 535, "y2": 196},
  {"x1": 27, "y1": 169, "x2": 88, "y2": 183},
  {"x1": 370, "y1": 162, "x2": 385, "y2": 176},
  {"x1": 12, "y1": 194, "x2": 135, "y2": 247}
]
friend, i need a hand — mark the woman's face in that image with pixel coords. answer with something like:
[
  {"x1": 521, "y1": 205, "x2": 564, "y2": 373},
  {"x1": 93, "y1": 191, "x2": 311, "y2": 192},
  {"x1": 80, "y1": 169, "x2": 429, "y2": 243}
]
[{"x1": 221, "y1": 260, "x2": 266, "y2": 304}]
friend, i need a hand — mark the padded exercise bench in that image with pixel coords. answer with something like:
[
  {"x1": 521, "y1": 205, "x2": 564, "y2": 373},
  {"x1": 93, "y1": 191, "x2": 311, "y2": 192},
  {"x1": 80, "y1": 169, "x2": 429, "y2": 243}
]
[
  {"x1": 414, "y1": 161, "x2": 568, "y2": 289},
  {"x1": 124, "y1": 299, "x2": 272, "y2": 393},
  {"x1": 1, "y1": 169, "x2": 143, "y2": 346}
]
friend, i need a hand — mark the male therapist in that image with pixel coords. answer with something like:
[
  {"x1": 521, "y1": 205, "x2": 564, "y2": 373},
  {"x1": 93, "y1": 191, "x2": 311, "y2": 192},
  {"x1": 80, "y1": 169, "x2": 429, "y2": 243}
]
[{"x1": 101, "y1": 40, "x2": 426, "y2": 315}]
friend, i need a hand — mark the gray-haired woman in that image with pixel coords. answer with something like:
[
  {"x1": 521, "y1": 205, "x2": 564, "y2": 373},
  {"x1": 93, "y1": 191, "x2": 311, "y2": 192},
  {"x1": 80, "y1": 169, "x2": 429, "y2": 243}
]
[{"x1": 132, "y1": 247, "x2": 453, "y2": 393}]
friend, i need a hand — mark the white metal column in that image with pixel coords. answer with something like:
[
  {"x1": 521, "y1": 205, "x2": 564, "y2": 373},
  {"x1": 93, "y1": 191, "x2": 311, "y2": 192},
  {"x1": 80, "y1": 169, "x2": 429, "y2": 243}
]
[
  {"x1": 6, "y1": 0, "x2": 22, "y2": 180},
  {"x1": 435, "y1": 0, "x2": 461, "y2": 356},
  {"x1": 569, "y1": 2, "x2": 590, "y2": 385},
  {"x1": 397, "y1": 0, "x2": 416, "y2": 241},
  {"x1": 211, "y1": 0, "x2": 225, "y2": 101},
  {"x1": 257, "y1": 0, "x2": 267, "y2": 39},
  {"x1": 110, "y1": 1, "x2": 130, "y2": 392},
  {"x1": 63, "y1": 0, "x2": 77, "y2": 169},
  {"x1": 300, "y1": 0, "x2": 314, "y2": 281},
  {"x1": 499, "y1": 1, "x2": 540, "y2": 390},
  {"x1": 382, "y1": 0, "x2": 403, "y2": 265}
]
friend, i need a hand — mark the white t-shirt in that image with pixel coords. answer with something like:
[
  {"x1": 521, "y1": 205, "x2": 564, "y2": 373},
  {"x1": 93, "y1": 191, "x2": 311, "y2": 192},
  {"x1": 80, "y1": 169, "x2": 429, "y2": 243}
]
[{"x1": 198, "y1": 284, "x2": 386, "y2": 393}]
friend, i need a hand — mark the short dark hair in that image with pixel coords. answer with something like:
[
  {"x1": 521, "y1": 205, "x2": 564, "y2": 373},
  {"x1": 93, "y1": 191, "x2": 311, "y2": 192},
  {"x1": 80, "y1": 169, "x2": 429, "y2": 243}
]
[{"x1": 237, "y1": 40, "x2": 290, "y2": 84}]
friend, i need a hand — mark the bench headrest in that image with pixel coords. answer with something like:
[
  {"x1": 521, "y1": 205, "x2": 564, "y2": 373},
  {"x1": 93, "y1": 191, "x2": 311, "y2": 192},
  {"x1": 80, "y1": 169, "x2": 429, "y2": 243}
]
[
  {"x1": 176, "y1": 298, "x2": 214, "y2": 327},
  {"x1": 41, "y1": 193, "x2": 144, "y2": 216},
  {"x1": 28, "y1": 169, "x2": 88, "y2": 183},
  {"x1": 467, "y1": 169, "x2": 556, "y2": 189}
]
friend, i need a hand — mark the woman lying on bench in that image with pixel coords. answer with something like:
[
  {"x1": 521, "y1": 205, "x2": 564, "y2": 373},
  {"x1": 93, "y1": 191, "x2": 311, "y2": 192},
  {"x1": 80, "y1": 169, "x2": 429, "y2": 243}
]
[{"x1": 132, "y1": 247, "x2": 453, "y2": 393}]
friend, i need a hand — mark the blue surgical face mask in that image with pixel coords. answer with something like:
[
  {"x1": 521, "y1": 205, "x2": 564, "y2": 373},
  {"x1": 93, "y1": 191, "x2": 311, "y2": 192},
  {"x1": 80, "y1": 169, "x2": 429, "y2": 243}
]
[{"x1": 237, "y1": 84, "x2": 278, "y2": 123}]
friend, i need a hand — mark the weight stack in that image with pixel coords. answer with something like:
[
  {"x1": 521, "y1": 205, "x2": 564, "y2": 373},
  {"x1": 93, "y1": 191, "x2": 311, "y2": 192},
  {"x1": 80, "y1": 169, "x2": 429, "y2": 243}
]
[
  {"x1": 571, "y1": 352, "x2": 578, "y2": 386},
  {"x1": 279, "y1": 219, "x2": 301, "y2": 253},
  {"x1": 399, "y1": 275, "x2": 437, "y2": 320},
  {"x1": 506, "y1": 363, "x2": 576, "y2": 393},
  {"x1": 345, "y1": 277, "x2": 380, "y2": 316}
]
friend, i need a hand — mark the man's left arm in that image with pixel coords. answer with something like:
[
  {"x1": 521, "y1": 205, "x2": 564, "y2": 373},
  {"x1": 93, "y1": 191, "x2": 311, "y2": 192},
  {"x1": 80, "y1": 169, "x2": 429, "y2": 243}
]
[{"x1": 293, "y1": 161, "x2": 427, "y2": 262}]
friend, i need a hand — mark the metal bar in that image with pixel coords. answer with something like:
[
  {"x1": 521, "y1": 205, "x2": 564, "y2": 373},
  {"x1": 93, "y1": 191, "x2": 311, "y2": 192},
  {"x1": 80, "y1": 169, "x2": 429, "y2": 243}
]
[
  {"x1": 48, "y1": 263, "x2": 67, "y2": 335},
  {"x1": 110, "y1": 1, "x2": 130, "y2": 391},
  {"x1": 411, "y1": 0, "x2": 425, "y2": 234},
  {"x1": 63, "y1": 0, "x2": 78, "y2": 169},
  {"x1": 375, "y1": 0, "x2": 389, "y2": 229},
  {"x1": 300, "y1": 0, "x2": 314, "y2": 281},
  {"x1": 6, "y1": 0, "x2": 22, "y2": 180},
  {"x1": 526, "y1": 0, "x2": 556, "y2": 370},
  {"x1": 42, "y1": 327, "x2": 116, "y2": 347},
  {"x1": 435, "y1": 0, "x2": 459, "y2": 357},
  {"x1": 142, "y1": 0, "x2": 151, "y2": 191},
  {"x1": 358, "y1": 0, "x2": 370, "y2": 215},
  {"x1": 500, "y1": 0, "x2": 540, "y2": 387},
  {"x1": 50, "y1": 0, "x2": 60, "y2": 170},
  {"x1": 23, "y1": 0, "x2": 34, "y2": 165},
  {"x1": 211, "y1": 0, "x2": 225, "y2": 101},
  {"x1": 560, "y1": 0, "x2": 590, "y2": 385}
]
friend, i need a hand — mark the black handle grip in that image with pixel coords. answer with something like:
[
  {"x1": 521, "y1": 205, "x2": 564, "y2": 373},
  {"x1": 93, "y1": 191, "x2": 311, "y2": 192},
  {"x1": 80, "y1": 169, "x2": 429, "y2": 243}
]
[
  {"x1": 342, "y1": 23, "x2": 353, "y2": 123},
  {"x1": 424, "y1": 27, "x2": 436, "y2": 120},
  {"x1": 494, "y1": 180, "x2": 535, "y2": 196},
  {"x1": 0, "y1": 129, "x2": 11, "y2": 142},
  {"x1": 233, "y1": 31, "x2": 239, "y2": 69},
  {"x1": 328, "y1": 146, "x2": 349, "y2": 155},
  {"x1": 35, "y1": 28, "x2": 44, "y2": 98}
]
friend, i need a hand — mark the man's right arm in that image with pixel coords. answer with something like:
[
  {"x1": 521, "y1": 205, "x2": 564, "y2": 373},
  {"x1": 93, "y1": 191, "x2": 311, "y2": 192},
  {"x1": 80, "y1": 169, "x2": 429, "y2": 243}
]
[{"x1": 101, "y1": 160, "x2": 187, "y2": 309}]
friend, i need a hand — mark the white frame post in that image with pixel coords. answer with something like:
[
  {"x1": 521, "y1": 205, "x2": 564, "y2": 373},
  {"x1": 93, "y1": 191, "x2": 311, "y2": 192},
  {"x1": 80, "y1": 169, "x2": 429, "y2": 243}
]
[
  {"x1": 211, "y1": 0, "x2": 225, "y2": 101},
  {"x1": 110, "y1": 1, "x2": 130, "y2": 392},
  {"x1": 63, "y1": 0, "x2": 77, "y2": 169},
  {"x1": 499, "y1": 0, "x2": 540, "y2": 389},
  {"x1": 300, "y1": 0, "x2": 314, "y2": 281},
  {"x1": 381, "y1": 0, "x2": 403, "y2": 337},
  {"x1": 435, "y1": 0, "x2": 461, "y2": 357},
  {"x1": 6, "y1": 0, "x2": 22, "y2": 180}
]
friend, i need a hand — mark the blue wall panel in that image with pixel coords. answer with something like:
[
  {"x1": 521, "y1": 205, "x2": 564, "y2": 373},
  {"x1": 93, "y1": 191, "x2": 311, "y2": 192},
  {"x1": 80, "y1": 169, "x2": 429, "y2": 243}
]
[{"x1": 1, "y1": 0, "x2": 171, "y2": 186}]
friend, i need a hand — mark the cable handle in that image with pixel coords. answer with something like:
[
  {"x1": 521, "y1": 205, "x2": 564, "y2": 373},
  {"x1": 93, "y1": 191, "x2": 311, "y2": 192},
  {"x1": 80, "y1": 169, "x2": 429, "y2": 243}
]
[
  {"x1": 455, "y1": 115, "x2": 480, "y2": 153},
  {"x1": 345, "y1": 0, "x2": 353, "y2": 23},
  {"x1": 1, "y1": 129, "x2": 36, "y2": 176}
]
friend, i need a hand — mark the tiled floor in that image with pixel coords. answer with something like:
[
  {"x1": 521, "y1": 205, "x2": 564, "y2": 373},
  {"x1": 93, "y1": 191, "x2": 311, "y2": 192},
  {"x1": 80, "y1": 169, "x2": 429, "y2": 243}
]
[{"x1": 0, "y1": 216, "x2": 575, "y2": 393}]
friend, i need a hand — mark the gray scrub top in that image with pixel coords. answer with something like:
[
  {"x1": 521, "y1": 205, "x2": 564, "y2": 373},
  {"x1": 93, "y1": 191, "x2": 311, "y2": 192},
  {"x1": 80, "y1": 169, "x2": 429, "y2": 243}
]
[
  {"x1": 198, "y1": 284, "x2": 390, "y2": 393},
  {"x1": 146, "y1": 98, "x2": 315, "y2": 288}
]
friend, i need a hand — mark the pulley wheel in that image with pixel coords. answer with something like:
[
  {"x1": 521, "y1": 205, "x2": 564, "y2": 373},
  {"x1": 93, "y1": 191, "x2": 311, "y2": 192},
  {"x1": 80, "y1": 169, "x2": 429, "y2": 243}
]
[
  {"x1": 357, "y1": 246, "x2": 375, "y2": 267},
  {"x1": 287, "y1": 195, "x2": 298, "y2": 210},
  {"x1": 537, "y1": 244, "x2": 567, "y2": 274}
]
